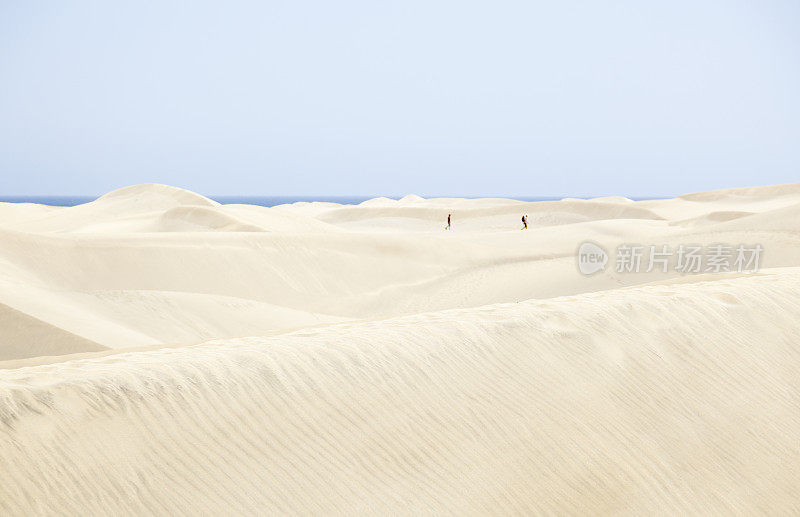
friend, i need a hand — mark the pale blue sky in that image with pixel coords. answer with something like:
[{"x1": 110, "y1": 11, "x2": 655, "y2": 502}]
[{"x1": 1, "y1": 1, "x2": 798, "y2": 197}]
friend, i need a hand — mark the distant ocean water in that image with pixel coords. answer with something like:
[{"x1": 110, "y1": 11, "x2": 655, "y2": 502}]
[
  {"x1": 0, "y1": 195, "x2": 568, "y2": 207},
  {"x1": 0, "y1": 195, "x2": 664, "y2": 207},
  {"x1": 0, "y1": 196, "x2": 99, "y2": 206}
]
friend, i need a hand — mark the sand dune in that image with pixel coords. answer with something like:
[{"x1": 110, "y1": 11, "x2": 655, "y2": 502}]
[
  {"x1": 2, "y1": 271, "x2": 800, "y2": 514},
  {"x1": 0, "y1": 302, "x2": 106, "y2": 360},
  {"x1": 2, "y1": 183, "x2": 800, "y2": 514}
]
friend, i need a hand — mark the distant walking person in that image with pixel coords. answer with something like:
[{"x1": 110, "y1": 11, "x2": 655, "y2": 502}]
[
  {"x1": 446, "y1": 213, "x2": 451, "y2": 230},
  {"x1": 521, "y1": 214, "x2": 528, "y2": 230}
]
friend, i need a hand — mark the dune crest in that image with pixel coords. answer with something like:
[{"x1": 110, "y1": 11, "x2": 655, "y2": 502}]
[{"x1": 97, "y1": 183, "x2": 220, "y2": 207}]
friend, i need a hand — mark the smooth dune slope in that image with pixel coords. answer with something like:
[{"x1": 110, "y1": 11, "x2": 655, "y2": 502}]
[{"x1": 0, "y1": 302, "x2": 106, "y2": 360}]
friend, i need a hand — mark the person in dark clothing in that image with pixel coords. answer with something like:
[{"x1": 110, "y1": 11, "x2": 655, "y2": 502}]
[{"x1": 446, "y1": 213, "x2": 451, "y2": 230}]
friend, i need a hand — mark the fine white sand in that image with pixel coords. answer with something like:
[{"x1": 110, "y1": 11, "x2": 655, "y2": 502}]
[{"x1": 1, "y1": 183, "x2": 800, "y2": 514}]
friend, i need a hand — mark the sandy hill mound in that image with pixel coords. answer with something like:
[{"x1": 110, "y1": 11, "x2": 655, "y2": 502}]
[
  {"x1": 679, "y1": 182, "x2": 800, "y2": 202},
  {"x1": 398, "y1": 194, "x2": 425, "y2": 204},
  {"x1": 0, "y1": 302, "x2": 106, "y2": 360},
  {"x1": 153, "y1": 206, "x2": 265, "y2": 232},
  {"x1": 97, "y1": 183, "x2": 219, "y2": 206},
  {"x1": 96, "y1": 183, "x2": 220, "y2": 208},
  {"x1": 669, "y1": 210, "x2": 756, "y2": 227},
  {"x1": 358, "y1": 196, "x2": 396, "y2": 207},
  {"x1": 2, "y1": 185, "x2": 336, "y2": 235},
  {"x1": 2, "y1": 271, "x2": 800, "y2": 514},
  {"x1": 0, "y1": 203, "x2": 58, "y2": 228},
  {"x1": 221, "y1": 204, "x2": 343, "y2": 233},
  {"x1": 4, "y1": 184, "x2": 220, "y2": 233},
  {"x1": 317, "y1": 198, "x2": 663, "y2": 230},
  {"x1": 708, "y1": 201, "x2": 800, "y2": 233},
  {"x1": 590, "y1": 195, "x2": 635, "y2": 203}
]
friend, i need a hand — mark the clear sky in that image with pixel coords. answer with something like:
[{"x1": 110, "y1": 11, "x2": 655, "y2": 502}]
[{"x1": 1, "y1": 1, "x2": 798, "y2": 198}]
